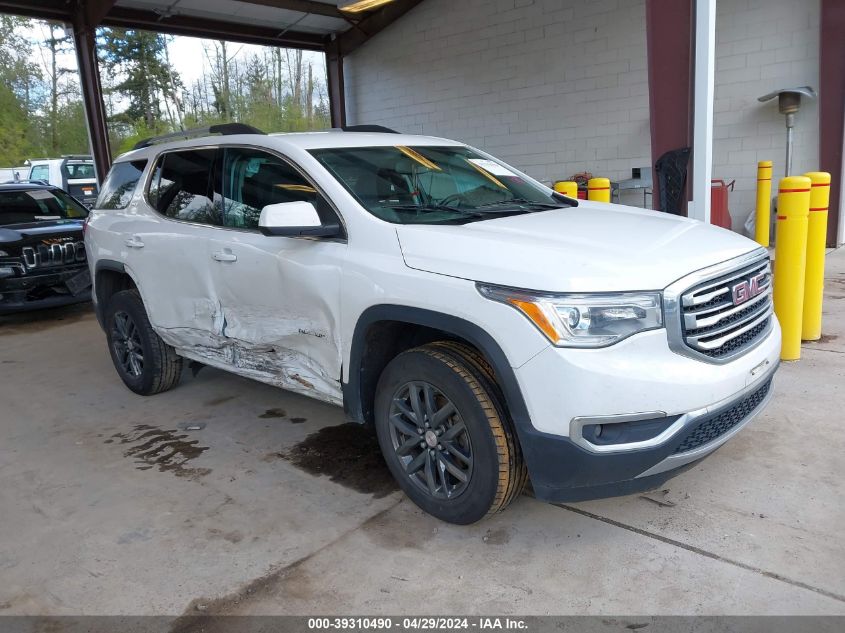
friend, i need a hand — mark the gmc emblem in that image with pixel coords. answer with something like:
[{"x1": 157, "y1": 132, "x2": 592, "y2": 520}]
[{"x1": 732, "y1": 272, "x2": 768, "y2": 306}]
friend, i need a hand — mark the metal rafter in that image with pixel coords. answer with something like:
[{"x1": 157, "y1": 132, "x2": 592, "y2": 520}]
[
  {"x1": 104, "y1": 6, "x2": 326, "y2": 49},
  {"x1": 232, "y1": 0, "x2": 345, "y2": 19}
]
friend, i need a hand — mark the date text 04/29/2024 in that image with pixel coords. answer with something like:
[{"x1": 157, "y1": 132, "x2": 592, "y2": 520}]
[{"x1": 307, "y1": 618, "x2": 528, "y2": 630}]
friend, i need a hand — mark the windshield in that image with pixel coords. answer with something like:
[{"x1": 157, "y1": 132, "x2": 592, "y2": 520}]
[
  {"x1": 309, "y1": 145, "x2": 568, "y2": 224},
  {"x1": 65, "y1": 163, "x2": 96, "y2": 179},
  {"x1": 0, "y1": 188, "x2": 88, "y2": 226}
]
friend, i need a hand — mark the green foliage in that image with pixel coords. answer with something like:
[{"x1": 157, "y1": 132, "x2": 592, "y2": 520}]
[
  {"x1": 0, "y1": 82, "x2": 30, "y2": 164},
  {"x1": 0, "y1": 17, "x2": 331, "y2": 168}
]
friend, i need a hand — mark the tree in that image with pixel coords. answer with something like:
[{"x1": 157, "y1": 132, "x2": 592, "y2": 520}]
[
  {"x1": 0, "y1": 16, "x2": 332, "y2": 167},
  {"x1": 99, "y1": 28, "x2": 180, "y2": 130},
  {"x1": 42, "y1": 23, "x2": 74, "y2": 154},
  {"x1": 0, "y1": 16, "x2": 44, "y2": 163}
]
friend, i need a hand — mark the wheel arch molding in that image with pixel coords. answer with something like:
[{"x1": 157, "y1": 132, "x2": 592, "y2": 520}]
[
  {"x1": 342, "y1": 304, "x2": 533, "y2": 434},
  {"x1": 93, "y1": 259, "x2": 130, "y2": 329}
]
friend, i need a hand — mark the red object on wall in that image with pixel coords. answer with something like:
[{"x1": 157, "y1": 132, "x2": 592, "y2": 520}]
[
  {"x1": 820, "y1": 0, "x2": 845, "y2": 247},
  {"x1": 710, "y1": 179, "x2": 734, "y2": 229},
  {"x1": 646, "y1": 0, "x2": 693, "y2": 215}
]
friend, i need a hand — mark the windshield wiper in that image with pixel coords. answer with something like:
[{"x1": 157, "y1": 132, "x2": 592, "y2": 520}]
[
  {"x1": 384, "y1": 203, "x2": 467, "y2": 213},
  {"x1": 383, "y1": 203, "x2": 530, "y2": 218},
  {"x1": 477, "y1": 198, "x2": 566, "y2": 210}
]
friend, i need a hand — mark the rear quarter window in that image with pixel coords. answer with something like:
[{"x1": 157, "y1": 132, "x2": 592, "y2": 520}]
[
  {"x1": 96, "y1": 160, "x2": 147, "y2": 210},
  {"x1": 30, "y1": 165, "x2": 49, "y2": 182}
]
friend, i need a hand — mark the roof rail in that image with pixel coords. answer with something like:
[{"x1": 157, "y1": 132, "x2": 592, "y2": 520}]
[
  {"x1": 133, "y1": 123, "x2": 266, "y2": 150},
  {"x1": 8, "y1": 179, "x2": 50, "y2": 186},
  {"x1": 341, "y1": 124, "x2": 399, "y2": 134},
  {"x1": 61, "y1": 154, "x2": 93, "y2": 160}
]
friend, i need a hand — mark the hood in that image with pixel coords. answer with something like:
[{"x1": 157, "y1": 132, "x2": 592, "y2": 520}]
[{"x1": 396, "y1": 202, "x2": 761, "y2": 292}]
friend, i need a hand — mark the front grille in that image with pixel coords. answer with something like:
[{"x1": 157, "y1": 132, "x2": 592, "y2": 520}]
[
  {"x1": 674, "y1": 378, "x2": 771, "y2": 454},
  {"x1": 21, "y1": 241, "x2": 86, "y2": 270},
  {"x1": 680, "y1": 257, "x2": 772, "y2": 360}
]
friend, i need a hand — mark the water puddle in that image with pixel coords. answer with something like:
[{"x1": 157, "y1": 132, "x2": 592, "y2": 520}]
[
  {"x1": 268, "y1": 423, "x2": 397, "y2": 498},
  {"x1": 107, "y1": 424, "x2": 211, "y2": 480}
]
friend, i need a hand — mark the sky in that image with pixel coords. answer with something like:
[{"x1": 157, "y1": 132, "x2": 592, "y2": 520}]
[{"x1": 21, "y1": 21, "x2": 327, "y2": 98}]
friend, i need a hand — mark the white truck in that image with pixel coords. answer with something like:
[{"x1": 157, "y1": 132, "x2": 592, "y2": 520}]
[
  {"x1": 85, "y1": 124, "x2": 780, "y2": 524},
  {"x1": 28, "y1": 156, "x2": 100, "y2": 208}
]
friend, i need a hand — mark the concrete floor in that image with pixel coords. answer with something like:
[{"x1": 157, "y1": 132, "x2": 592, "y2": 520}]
[{"x1": 1, "y1": 251, "x2": 844, "y2": 619}]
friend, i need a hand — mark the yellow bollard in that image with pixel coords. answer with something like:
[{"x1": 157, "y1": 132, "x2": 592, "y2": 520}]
[
  {"x1": 587, "y1": 177, "x2": 610, "y2": 203},
  {"x1": 554, "y1": 180, "x2": 578, "y2": 198},
  {"x1": 773, "y1": 175, "x2": 811, "y2": 360},
  {"x1": 801, "y1": 171, "x2": 831, "y2": 341},
  {"x1": 754, "y1": 160, "x2": 773, "y2": 247}
]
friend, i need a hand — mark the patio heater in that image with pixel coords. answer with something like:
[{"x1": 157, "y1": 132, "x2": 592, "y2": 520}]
[{"x1": 758, "y1": 86, "x2": 817, "y2": 177}]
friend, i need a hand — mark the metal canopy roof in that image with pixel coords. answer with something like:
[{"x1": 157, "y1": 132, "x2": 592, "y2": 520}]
[
  {"x1": 117, "y1": 0, "x2": 352, "y2": 36},
  {"x1": 0, "y1": 0, "x2": 423, "y2": 52}
]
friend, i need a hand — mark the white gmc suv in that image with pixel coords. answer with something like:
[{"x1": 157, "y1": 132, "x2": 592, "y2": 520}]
[{"x1": 85, "y1": 124, "x2": 780, "y2": 524}]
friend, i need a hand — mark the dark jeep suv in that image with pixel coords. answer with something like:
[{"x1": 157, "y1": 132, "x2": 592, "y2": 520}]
[{"x1": 0, "y1": 183, "x2": 91, "y2": 313}]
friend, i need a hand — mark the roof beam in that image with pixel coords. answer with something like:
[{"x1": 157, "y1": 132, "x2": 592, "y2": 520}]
[
  {"x1": 332, "y1": 0, "x2": 424, "y2": 56},
  {"x1": 232, "y1": 0, "x2": 345, "y2": 19},
  {"x1": 0, "y1": 0, "x2": 71, "y2": 21},
  {"x1": 84, "y1": 0, "x2": 117, "y2": 26}
]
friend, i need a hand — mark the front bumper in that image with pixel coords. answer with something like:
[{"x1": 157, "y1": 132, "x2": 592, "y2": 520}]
[
  {"x1": 512, "y1": 317, "x2": 781, "y2": 502},
  {"x1": 520, "y1": 361, "x2": 776, "y2": 502},
  {"x1": 0, "y1": 266, "x2": 91, "y2": 314}
]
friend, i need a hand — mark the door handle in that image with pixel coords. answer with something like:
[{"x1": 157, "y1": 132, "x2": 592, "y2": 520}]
[
  {"x1": 124, "y1": 236, "x2": 144, "y2": 249},
  {"x1": 212, "y1": 250, "x2": 237, "y2": 263}
]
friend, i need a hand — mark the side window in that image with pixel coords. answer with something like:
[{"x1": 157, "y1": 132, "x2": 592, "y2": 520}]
[
  {"x1": 148, "y1": 149, "x2": 219, "y2": 225},
  {"x1": 30, "y1": 165, "x2": 49, "y2": 182},
  {"x1": 220, "y1": 147, "x2": 326, "y2": 230},
  {"x1": 95, "y1": 160, "x2": 147, "y2": 210}
]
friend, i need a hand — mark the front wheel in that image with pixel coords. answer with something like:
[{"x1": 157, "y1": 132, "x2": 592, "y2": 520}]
[
  {"x1": 105, "y1": 289, "x2": 183, "y2": 395},
  {"x1": 374, "y1": 342, "x2": 527, "y2": 524}
]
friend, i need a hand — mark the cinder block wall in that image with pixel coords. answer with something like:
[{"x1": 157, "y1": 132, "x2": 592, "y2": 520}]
[
  {"x1": 345, "y1": 0, "x2": 820, "y2": 229},
  {"x1": 713, "y1": 0, "x2": 820, "y2": 231},
  {"x1": 345, "y1": 0, "x2": 652, "y2": 188}
]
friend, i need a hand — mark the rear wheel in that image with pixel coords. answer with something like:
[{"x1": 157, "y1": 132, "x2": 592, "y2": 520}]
[
  {"x1": 374, "y1": 342, "x2": 526, "y2": 524},
  {"x1": 105, "y1": 289, "x2": 182, "y2": 395}
]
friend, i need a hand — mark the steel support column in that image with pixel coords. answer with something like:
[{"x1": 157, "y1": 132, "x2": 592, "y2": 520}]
[
  {"x1": 71, "y1": 14, "x2": 111, "y2": 184},
  {"x1": 326, "y1": 40, "x2": 347, "y2": 128},
  {"x1": 690, "y1": 0, "x2": 716, "y2": 224},
  {"x1": 645, "y1": 0, "x2": 693, "y2": 213},
  {"x1": 820, "y1": 0, "x2": 845, "y2": 247}
]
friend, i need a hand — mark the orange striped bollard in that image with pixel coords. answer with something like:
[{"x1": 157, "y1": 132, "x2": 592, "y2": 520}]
[
  {"x1": 755, "y1": 160, "x2": 773, "y2": 247},
  {"x1": 801, "y1": 171, "x2": 831, "y2": 341},
  {"x1": 587, "y1": 177, "x2": 610, "y2": 203},
  {"x1": 554, "y1": 181, "x2": 578, "y2": 198},
  {"x1": 772, "y1": 176, "x2": 811, "y2": 360}
]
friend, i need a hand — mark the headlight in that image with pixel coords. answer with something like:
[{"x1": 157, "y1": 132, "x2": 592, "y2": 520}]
[{"x1": 477, "y1": 284, "x2": 663, "y2": 348}]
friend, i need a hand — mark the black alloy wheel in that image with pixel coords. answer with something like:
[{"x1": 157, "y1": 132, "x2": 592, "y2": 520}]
[{"x1": 388, "y1": 381, "x2": 473, "y2": 500}]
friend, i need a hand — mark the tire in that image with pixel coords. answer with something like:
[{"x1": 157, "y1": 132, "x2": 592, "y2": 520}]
[
  {"x1": 105, "y1": 289, "x2": 183, "y2": 395},
  {"x1": 374, "y1": 342, "x2": 527, "y2": 524}
]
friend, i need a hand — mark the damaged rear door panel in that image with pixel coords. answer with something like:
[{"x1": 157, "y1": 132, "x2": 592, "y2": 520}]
[{"x1": 127, "y1": 148, "x2": 225, "y2": 347}]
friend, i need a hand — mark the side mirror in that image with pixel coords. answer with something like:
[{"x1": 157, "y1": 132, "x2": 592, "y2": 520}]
[{"x1": 258, "y1": 201, "x2": 341, "y2": 237}]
